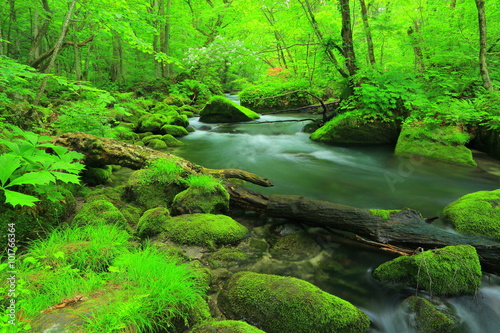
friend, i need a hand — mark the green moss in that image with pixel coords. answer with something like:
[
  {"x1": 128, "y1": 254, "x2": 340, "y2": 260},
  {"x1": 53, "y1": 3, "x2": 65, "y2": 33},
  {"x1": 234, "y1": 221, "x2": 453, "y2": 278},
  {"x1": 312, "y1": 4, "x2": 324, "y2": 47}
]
[
  {"x1": 270, "y1": 233, "x2": 321, "y2": 261},
  {"x1": 443, "y1": 189, "x2": 500, "y2": 239},
  {"x1": 403, "y1": 296, "x2": 455, "y2": 333},
  {"x1": 200, "y1": 95, "x2": 260, "y2": 123},
  {"x1": 163, "y1": 213, "x2": 248, "y2": 248},
  {"x1": 172, "y1": 186, "x2": 229, "y2": 215},
  {"x1": 368, "y1": 209, "x2": 401, "y2": 221},
  {"x1": 160, "y1": 124, "x2": 189, "y2": 137},
  {"x1": 204, "y1": 248, "x2": 250, "y2": 269},
  {"x1": 137, "y1": 207, "x2": 170, "y2": 238},
  {"x1": 218, "y1": 271, "x2": 370, "y2": 333},
  {"x1": 137, "y1": 113, "x2": 170, "y2": 133},
  {"x1": 142, "y1": 134, "x2": 163, "y2": 144},
  {"x1": 147, "y1": 138, "x2": 168, "y2": 149},
  {"x1": 191, "y1": 320, "x2": 266, "y2": 333},
  {"x1": 81, "y1": 166, "x2": 113, "y2": 186},
  {"x1": 395, "y1": 121, "x2": 477, "y2": 167},
  {"x1": 373, "y1": 245, "x2": 481, "y2": 295},
  {"x1": 310, "y1": 111, "x2": 400, "y2": 145},
  {"x1": 72, "y1": 200, "x2": 128, "y2": 228},
  {"x1": 161, "y1": 134, "x2": 185, "y2": 146}
]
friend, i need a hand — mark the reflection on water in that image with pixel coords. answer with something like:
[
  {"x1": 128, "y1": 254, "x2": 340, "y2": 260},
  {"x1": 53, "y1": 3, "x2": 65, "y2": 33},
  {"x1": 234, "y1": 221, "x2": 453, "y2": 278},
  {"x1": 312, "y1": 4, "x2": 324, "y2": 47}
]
[{"x1": 174, "y1": 114, "x2": 500, "y2": 333}]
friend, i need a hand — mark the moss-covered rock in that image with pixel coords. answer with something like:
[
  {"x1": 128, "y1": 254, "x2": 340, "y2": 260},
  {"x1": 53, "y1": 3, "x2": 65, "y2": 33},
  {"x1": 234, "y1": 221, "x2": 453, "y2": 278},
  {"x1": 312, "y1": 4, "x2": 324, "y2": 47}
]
[
  {"x1": 162, "y1": 134, "x2": 185, "y2": 146},
  {"x1": 200, "y1": 96, "x2": 260, "y2": 123},
  {"x1": 443, "y1": 189, "x2": 500, "y2": 239},
  {"x1": 72, "y1": 200, "x2": 128, "y2": 228},
  {"x1": 190, "y1": 320, "x2": 265, "y2": 333},
  {"x1": 160, "y1": 124, "x2": 189, "y2": 137},
  {"x1": 373, "y1": 245, "x2": 481, "y2": 295},
  {"x1": 137, "y1": 207, "x2": 171, "y2": 238},
  {"x1": 310, "y1": 111, "x2": 400, "y2": 145},
  {"x1": 136, "y1": 113, "x2": 170, "y2": 133},
  {"x1": 163, "y1": 214, "x2": 248, "y2": 248},
  {"x1": 147, "y1": 138, "x2": 168, "y2": 149},
  {"x1": 172, "y1": 183, "x2": 230, "y2": 215},
  {"x1": 269, "y1": 233, "x2": 322, "y2": 261},
  {"x1": 203, "y1": 248, "x2": 250, "y2": 269},
  {"x1": 80, "y1": 166, "x2": 113, "y2": 186},
  {"x1": 218, "y1": 271, "x2": 370, "y2": 333},
  {"x1": 395, "y1": 121, "x2": 477, "y2": 167},
  {"x1": 403, "y1": 296, "x2": 455, "y2": 333}
]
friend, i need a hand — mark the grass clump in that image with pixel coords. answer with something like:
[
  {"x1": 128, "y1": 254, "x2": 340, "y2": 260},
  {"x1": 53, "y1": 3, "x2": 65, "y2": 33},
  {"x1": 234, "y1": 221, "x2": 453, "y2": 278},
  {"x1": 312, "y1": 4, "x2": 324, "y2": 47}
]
[
  {"x1": 186, "y1": 174, "x2": 222, "y2": 193},
  {"x1": 143, "y1": 158, "x2": 186, "y2": 185}
]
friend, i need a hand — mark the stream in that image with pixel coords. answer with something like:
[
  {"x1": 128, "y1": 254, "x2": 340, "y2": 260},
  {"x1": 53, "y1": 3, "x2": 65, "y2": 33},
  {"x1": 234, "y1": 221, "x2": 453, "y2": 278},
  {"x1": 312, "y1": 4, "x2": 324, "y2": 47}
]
[{"x1": 171, "y1": 98, "x2": 500, "y2": 333}]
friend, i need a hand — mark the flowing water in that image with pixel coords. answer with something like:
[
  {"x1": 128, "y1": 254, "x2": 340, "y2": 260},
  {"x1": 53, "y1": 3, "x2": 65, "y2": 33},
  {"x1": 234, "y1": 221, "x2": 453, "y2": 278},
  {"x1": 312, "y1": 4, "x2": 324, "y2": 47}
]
[{"x1": 172, "y1": 99, "x2": 500, "y2": 332}]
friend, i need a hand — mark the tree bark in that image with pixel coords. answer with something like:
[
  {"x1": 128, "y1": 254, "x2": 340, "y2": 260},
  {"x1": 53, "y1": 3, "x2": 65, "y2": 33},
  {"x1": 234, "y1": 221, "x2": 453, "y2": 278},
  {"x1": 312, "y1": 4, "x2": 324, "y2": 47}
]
[
  {"x1": 474, "y1": 0, "x2": 493, "y2": 91},
  {"x1": 407, "y1": 20, "x2": 425, "y2": 73},
  {"x1": 359, "y1": 0, "x2": 375, "y2": 65},
  {"x1": 266, "y1": 194, "x2": 500, "y2": 275},
  {"x1": 340, "y1": 0, "x2": 357, "y2": 77},
  {"x1": 35, "y1": 0, "x2": 77, "y2": 104}
]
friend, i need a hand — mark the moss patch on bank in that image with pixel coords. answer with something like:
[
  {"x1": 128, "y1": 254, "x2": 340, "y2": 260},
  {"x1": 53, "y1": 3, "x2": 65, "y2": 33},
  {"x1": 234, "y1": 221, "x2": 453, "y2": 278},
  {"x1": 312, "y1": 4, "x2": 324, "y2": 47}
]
[{"x1": 395, "y1": 120, "x2": 476, "y2": 167}]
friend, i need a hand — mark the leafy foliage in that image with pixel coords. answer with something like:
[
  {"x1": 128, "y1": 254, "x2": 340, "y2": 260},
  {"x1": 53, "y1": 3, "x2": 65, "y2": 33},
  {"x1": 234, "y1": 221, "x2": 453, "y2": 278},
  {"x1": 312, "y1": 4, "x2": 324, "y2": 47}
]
[{"x1": 0, "y1": 126, "x2": 84, "y2": 207}]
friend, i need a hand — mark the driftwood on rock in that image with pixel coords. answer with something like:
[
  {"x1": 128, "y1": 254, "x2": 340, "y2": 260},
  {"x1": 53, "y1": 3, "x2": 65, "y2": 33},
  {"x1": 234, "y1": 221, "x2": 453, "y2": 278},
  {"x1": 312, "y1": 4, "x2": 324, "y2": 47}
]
[
  {"x1": 266, "y1": 194, "x2": 500, "y2": 275},
  {"x1": 55, "y1": 133, "x2": 500, "y2": 274}
]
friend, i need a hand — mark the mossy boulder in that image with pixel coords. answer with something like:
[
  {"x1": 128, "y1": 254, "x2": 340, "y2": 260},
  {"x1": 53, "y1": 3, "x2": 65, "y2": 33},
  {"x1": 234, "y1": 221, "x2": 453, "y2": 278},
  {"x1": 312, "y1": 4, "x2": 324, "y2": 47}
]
[
  {"x1": 443, "y1": 189, "x2": 500, "y2": 239},
  {"x1": 203, "y1": 248, "x2": 250, "y2": 269},
  {"x1": 163, "y1": 214, "x2": 248, "y2": 248},
  {"x1": 147, "y1": 138, "x2": 168, "y2": 149},
  {"x1": 137, "y1": 207, "x2": 171, "y2": 238},
  {"x1": 160, "y1": 124, "x2": 189, "y2": 137},
  {"x1": 172, "y1": 184, "x2": 230, "y2": 215},
  {"x1": 373, "y1": 245, "x2": 481, "y2": 295},
  {"x1": 218, "y1": 271, "x2": 370, "y2": 333},
  {"x1": 72, "y1": 200, "x2": 128, "y2": 228},
  {"x1": 162, "y1": 134, "x2": 185, "y2": 146},
  {"x1": 123, "y1": 169, "x2": 186, "y2": 209},
  {"x1": 310, "y1": 111, "x2": 400, "y2": 145},
  {"x1": 190, "y1": 320, "x2": 265, "y2": 333},
  {"x1": 136, "y1": 113, "x2": 170, "y2": 133},
  {"x1": 80, "y1": 166, "x2": 113, "y2": 186},
  {"x1": 200, "y1": 95, "x2": 260, "y2": 123},
  {"x1": 269, "y1": 233, "x2": 322, "y2": 261},
  {"x1": 403, "y1": 296, "x2": 455, "y2": 333},
  {"x1": 395, "y1": 121, "x2": 477, "y2": 167}
]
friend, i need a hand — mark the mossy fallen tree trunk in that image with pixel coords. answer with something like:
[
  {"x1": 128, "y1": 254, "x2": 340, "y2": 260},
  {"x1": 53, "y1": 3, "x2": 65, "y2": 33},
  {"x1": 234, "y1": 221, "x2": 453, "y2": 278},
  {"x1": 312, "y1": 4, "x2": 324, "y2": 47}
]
[
  {"x1": 266, "y1": 195, "x2": 500, "y2": 275},
  {"x1": 54, "y1": 132, "x2": 273, "y2": 187}
]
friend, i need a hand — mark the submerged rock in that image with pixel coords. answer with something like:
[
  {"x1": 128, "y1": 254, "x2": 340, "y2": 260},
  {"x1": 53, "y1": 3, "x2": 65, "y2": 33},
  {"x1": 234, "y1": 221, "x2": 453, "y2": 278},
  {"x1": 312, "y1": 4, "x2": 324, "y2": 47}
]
[
  {"x1": 200, "y1": 95, "x2": 260, "y2": 123},
  {"x1": 163, "y1": 213, "x2": 248, "y2": 248},
  {"x1": 218, "y1": 271, "x2": 370, "y2": 333},
  {"x1": 310, "y1": 111, "x2": 400, "y2": 145},
  {"x1": 403, "y1": 296, "x2": 456, "y2": 333},
  {"x1": 373, "y1": 245, "x2": 482, "y2": 295},
  {"x1": 395, "y1": 121, "x2": 476, "y2": 167},
  {"x1": 443, "y1": 189, "x2": 500, "y2": 239}
]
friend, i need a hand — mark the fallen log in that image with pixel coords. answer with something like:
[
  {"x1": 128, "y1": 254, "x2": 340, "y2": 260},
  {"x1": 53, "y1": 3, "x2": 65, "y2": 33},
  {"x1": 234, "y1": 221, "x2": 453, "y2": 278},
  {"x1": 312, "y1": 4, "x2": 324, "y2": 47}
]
[
  {"x1": 266, "y1": 194, "x2": 500, "y2": 275},
  {"x1": 54, "y1": 132, "x2": 273, "y2": 187}
]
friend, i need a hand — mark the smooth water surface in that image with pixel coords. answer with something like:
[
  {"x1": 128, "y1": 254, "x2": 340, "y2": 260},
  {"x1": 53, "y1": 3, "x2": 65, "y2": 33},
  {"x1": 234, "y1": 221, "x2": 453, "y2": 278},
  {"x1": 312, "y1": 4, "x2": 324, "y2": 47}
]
[{"x1": 173, "y1": 112, "x2": 500, "y2": 333}]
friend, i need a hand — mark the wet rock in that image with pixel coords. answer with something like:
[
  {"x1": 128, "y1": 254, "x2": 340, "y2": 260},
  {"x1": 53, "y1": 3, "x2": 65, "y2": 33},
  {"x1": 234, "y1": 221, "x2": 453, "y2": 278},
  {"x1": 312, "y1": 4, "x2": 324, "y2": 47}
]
[
  {"x1": 200, "y1": 96, "x2": 260, "y2": 123},
  {"x1": 218, "y1": 271, "x2": 370, "y2": 333},
  {"x1": 269, "y1": 233, "x2": 322, "y2": 261},
  {"x1": 403, "y1": 296, "x2": 456, "y2": 333}
]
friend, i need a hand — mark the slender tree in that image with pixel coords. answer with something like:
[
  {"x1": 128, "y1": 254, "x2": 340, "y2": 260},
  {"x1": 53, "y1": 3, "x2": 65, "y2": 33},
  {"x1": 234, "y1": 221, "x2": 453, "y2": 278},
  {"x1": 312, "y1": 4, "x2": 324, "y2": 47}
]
[
  {"x1": 474, "y1": 0, "x2": 493, "y2": 91},
  {"x1": 359, "y1": 0, "x2": 375, "y2": 65}
]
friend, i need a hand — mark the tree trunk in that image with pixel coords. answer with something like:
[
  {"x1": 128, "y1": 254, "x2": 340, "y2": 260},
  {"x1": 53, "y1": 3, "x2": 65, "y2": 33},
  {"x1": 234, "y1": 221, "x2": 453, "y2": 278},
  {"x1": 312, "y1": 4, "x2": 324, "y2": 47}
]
[
  {"x1": 29, "y1": 1, "x2": 52, "y2": 62},
  {"x1": 266, "y1": 194, "x2": 500, "y2": 275},
  {"x1": 407, "y1": 20, "x2": 425, "y2": 73},
  {"x1": 359, "y1": 0, "x2": 375, "y2": 65},
  {"x1": 340, "y1": 0, "x2": 357, "y2": 77},
  {"x1": 474, "y1": 0, "x2": 493, "y2": 91},
  {"x1": 110, "y1": 34, "x2": 124, "y2": 83},
  {"x1": 35, "y1": 0, "x2": 77, "y2": 104}
]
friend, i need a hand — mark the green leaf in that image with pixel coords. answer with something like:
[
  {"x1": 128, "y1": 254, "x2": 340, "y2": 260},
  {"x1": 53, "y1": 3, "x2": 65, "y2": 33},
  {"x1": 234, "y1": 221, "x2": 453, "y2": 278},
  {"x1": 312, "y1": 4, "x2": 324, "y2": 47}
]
[
  {"x1": 3, "y1": 189, "x2": 40, "y2": 207},
  {"x1": 7, "y1": 171, "x2": 55, "y2": 187},
  {"x1": 0, "y1": 154, "x2": 22, "y2": 186},
  {"x1": 50, "y1": 171, "x2": 80, "y2": 184}
]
